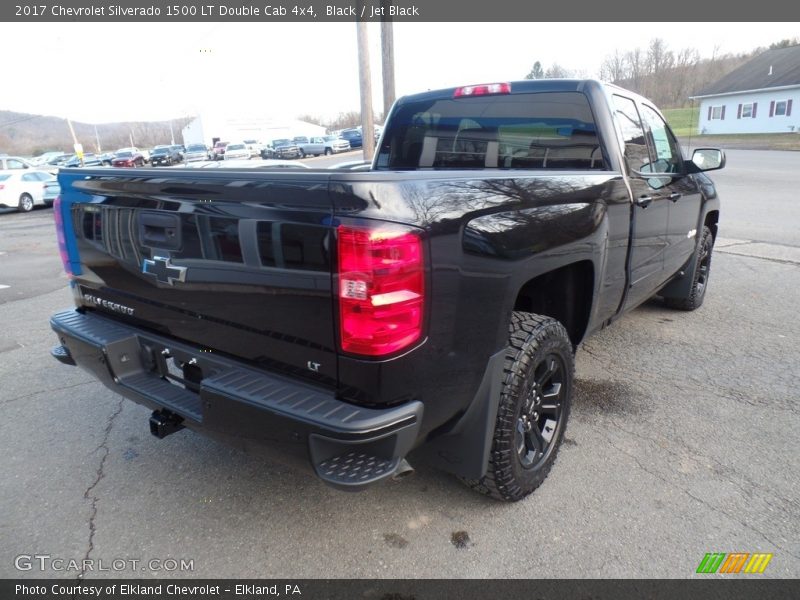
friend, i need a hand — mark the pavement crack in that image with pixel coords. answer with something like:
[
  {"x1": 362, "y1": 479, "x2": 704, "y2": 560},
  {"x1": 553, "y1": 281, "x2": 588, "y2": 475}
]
[
  {"x1": 715, "y1": 240, "x2": 754, "y2": 249},
  {"x1": 716, "y1": 249, "x2": 800, "y2": 267},
  {"x1": 611, "y1": 423, "x2": 800, "y2": 518},
  {"x1": 602, "y1": 432, "x2": 798, "y2": 560},
  {"x1": 78, "y1": 398, "x2": 123, "y2": 581},
  {"x1": 0, "y1": 380, "x2": 96, "y2": 406}
]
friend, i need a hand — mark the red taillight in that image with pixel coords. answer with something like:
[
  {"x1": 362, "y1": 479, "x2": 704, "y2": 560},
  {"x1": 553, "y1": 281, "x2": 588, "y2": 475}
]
[
  {"x1": 453, "y1": 82, "x2": 511, "y2": 98},
  {"x1": 53, "y1": 195, "x2": 73, "y2": 278},
  {"x1": 337, "y1": 225, "x2": 425, "y2": 357}
]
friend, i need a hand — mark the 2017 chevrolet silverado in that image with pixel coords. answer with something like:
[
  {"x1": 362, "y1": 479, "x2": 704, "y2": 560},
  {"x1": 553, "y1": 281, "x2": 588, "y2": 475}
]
[{"x1": 49, "y1": 80, "x2": 724, "y2": 501}]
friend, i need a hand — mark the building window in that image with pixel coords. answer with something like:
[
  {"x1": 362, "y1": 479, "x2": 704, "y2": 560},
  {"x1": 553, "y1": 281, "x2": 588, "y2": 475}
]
[
  {"x1": 710, "y1": 105, "x2": 725, "y2": 120},
  {"x1": 737, "y1": 102, "x2": 758, "y2": 119},
  {"x1": 770, "y1": 99, "x2": 793, "y2": 117}
]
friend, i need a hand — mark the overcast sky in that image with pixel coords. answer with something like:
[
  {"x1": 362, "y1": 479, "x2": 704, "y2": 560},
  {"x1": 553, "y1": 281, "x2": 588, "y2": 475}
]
[{"x1": 1, "y1": 22, "x2": 798, "y2": 123}]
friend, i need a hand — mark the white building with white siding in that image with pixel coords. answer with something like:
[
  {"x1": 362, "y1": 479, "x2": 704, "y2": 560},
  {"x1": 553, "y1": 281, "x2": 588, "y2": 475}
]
[
  {"x1": 181, "y1": 113, "x2": 326, "y2": 147},
  {"x1": 691, "y1": 45, "x2": 800, "y2": 135}
]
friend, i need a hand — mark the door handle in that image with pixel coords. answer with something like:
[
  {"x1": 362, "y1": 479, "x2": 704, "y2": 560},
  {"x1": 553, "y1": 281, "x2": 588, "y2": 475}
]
[
  {"x1": 668, "y1": 192, "x2": 682, "y2": 202},
  {"x1": 636, "y1": 195, "x2": 654, "y2": 208}
]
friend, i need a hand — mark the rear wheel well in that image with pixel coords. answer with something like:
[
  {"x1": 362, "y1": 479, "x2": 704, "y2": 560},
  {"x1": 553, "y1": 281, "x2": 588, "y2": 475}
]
[
  {"x1": 705, "y1": 210, "x2": 719, "y2": 241},
  {"x1": 513, "y1": 261, "x2": 594, "y2": 346}
]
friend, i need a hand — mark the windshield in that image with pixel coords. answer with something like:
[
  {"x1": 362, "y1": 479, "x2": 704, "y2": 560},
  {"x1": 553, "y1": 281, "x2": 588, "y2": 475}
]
[
  {"x1": 187, "y1": 145, "x2": 205, "y2": 151},
  {"x1": 375, "y1": 91, "x2": 606, "y2": 170},
  {"x1": 273, "y1": 139, "x2": 290, "y2": 146},
  {"x1": 227, "y1": 144, "x2": 245, "y2": 150},
  {"x1": 116, "y1": 152, "x2": 133, "y2": 158}
]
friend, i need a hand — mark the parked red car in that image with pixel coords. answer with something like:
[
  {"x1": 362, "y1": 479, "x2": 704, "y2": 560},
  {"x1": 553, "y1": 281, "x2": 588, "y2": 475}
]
[
  {"x1": 212, "y1": 141, "x2": 229, "y2": 161},
  {"x1": 111, "y1": 150, "x2": 145, "y2": 168}
]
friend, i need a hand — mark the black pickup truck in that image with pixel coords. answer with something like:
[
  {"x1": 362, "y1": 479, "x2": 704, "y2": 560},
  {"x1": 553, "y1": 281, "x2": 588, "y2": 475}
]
[{"x1": 49, "y1": 80, "x2": 724, "y2": 501}]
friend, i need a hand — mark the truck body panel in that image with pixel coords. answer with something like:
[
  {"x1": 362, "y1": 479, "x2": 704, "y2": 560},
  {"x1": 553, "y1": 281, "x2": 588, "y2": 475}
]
[{"x1": 50, "y1": 79, "x2": 724, "y2": 493}]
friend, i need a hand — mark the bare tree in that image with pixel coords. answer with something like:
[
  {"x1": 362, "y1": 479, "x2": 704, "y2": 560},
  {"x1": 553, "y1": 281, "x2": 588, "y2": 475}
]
[
  {"x1": 600, "y1": 50, "x2": 628, "y2": 82},
  {"x1": 545, "y1": 63, "x2": 572, "y2": 78}
]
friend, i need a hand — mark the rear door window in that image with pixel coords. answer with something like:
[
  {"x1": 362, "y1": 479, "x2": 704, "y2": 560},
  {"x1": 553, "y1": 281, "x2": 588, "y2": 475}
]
[{"x1": 611, "y1": 95, "x2": 650, "y2": 173}]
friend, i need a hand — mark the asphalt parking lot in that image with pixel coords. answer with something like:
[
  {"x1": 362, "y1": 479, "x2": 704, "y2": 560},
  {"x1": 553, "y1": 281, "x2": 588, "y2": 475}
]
[{"x1": 0, "y1": 150, "x2": 798, "y2": 579}]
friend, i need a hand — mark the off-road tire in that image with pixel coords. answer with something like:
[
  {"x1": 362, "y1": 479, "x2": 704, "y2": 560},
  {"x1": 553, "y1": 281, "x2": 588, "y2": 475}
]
[
  {"x1": 664, "y1": 226, "x2": 713, "y2": 311},
  {"x1": 462, "y1": 312, "x2": 574, "y2": 502}
]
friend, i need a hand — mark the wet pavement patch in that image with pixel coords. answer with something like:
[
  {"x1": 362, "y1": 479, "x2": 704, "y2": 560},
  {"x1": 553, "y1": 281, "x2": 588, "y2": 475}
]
[
  {"x1": 450, "y1": 530, "x2": 470, "y2": 549},
  {"x1": 574, "y1": 378, "x2": 645, "y2": 417},
  {"x1": 383, "y1": 533, "x2": 409, "y2": 548}
]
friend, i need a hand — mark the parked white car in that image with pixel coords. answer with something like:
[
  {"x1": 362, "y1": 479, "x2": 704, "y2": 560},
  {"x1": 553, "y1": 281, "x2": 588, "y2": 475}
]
[
  {"x1": 0, "y1": 170, "x2": 57, "y2": 212},
  {"x1": 243, "y1": 140, "x2": 265, "y2": 158},
  {"x1": 0, "y1": 155, "x2": 37, "y2": 170},
  {"x1": 224, "y1": 143, "x2": 251, "y2": 160}
]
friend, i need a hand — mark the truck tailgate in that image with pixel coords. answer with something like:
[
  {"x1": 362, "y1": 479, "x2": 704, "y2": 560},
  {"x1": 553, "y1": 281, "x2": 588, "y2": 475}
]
[{"x1": 59, "y1": 168, "x2": 337, "y2": 385}]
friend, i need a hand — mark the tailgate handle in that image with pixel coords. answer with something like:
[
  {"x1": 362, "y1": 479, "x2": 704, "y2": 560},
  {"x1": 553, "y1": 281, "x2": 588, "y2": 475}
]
[{"x1": 139, "y1": 212, "x2": 181, "y2": 250}]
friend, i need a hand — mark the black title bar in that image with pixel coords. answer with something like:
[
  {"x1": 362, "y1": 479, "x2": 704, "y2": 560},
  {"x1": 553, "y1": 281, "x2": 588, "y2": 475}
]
[
  {"x1": 3, "y1": 0, "x2": 800, "y2": 21},
  {"x1": 3, "y1": 579, "x2": 800, "y2": 600}
]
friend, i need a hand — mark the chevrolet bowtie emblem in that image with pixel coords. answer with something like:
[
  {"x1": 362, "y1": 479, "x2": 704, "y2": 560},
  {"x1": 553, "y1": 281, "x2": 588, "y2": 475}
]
[{"x1": 142, "y1": 256, "x2": 187, "y2": 285}]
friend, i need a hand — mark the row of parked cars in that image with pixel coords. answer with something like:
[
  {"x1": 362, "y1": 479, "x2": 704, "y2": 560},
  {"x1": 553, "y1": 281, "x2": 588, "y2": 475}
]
[
  {"x1": 27, "y1": 144, "x2": 189, "y2": 169},
  {"x1": 210, "y1": 127, "x2": 380, "y2": 161},
  {"x1": 211, "y1": 134, "x2": 351, "y2": 162},
  {"x1": 1, "y1": 127, "x2": 379, "y2": 212}
]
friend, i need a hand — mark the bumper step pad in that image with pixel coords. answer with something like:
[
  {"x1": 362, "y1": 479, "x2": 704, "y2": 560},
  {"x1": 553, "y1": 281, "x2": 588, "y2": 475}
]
[{"x1": 317, "y1": 451, "x2": 396, "y2": 485}]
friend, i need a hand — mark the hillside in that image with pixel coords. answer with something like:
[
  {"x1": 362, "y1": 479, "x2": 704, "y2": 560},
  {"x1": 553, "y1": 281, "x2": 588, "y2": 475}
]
[{"x1": 0, "y1": 111, "x2": 192, "y2": 156}]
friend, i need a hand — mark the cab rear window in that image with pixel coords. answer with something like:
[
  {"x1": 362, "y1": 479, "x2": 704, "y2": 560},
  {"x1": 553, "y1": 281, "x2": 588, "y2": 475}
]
[{"x1": 375, "y1": 91, "x2": 607, "y2": 170}]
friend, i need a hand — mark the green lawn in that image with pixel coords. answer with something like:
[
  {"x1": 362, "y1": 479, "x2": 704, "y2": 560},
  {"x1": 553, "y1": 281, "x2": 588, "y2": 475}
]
[
  {"x1": 663, "y1": 107, "x2": 800, "y2": 150},
  {"x1": 663, "y1": 107, "x2": 699, "y2": 137}
]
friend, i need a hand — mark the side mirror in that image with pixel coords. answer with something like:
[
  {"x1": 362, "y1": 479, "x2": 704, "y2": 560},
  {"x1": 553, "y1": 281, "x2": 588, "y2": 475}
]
[{"x1": 689, "y1": 148, "x2": 725, "y2": 172}]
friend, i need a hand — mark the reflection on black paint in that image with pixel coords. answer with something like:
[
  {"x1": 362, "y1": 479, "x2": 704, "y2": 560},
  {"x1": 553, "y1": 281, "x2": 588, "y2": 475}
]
[
  {"x1": 256, "y1": 221, "x2": 330, "y2": 271},
  {"x1": 464, "y1": 203, "x2": 602, "y2": 259},
  {"x1": 207, "y1": 217, "x2": 242, "y2": 263},
  {"x1": 174, "y1": 215, "x2": 242, "y2": 263}
]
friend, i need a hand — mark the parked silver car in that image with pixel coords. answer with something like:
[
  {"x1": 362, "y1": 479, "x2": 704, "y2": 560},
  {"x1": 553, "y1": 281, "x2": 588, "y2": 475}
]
[
  {"x1": 298, "y1": 135, "x2": 351, "y2": 157},
  {"x1": 184, "y1": 143, "x2": 210, "y2": 162}
]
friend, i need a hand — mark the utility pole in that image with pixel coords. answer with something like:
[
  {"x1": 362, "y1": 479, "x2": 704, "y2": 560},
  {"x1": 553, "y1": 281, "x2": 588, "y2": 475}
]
[
  {"x1": 66, "y1": 118, "x2": 84, "y2": 166},
  {"x1": 169, "y1": 120, "x2": 175, "y2": 145},
  {"x1": 380, "y1": 2, "x2": 396, "y2": 120},
  {"x1": 356, "y1": 12, "x2": 375, "y2": 161},
  {"x1": 94, "y1": 124, "x2": 101, "y2": 153}
]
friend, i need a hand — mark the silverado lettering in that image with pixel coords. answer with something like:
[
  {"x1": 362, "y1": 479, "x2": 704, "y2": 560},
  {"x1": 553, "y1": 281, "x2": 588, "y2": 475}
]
[{"x1": 50, "y1": 80, "x2": 725, "y2": 502}]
